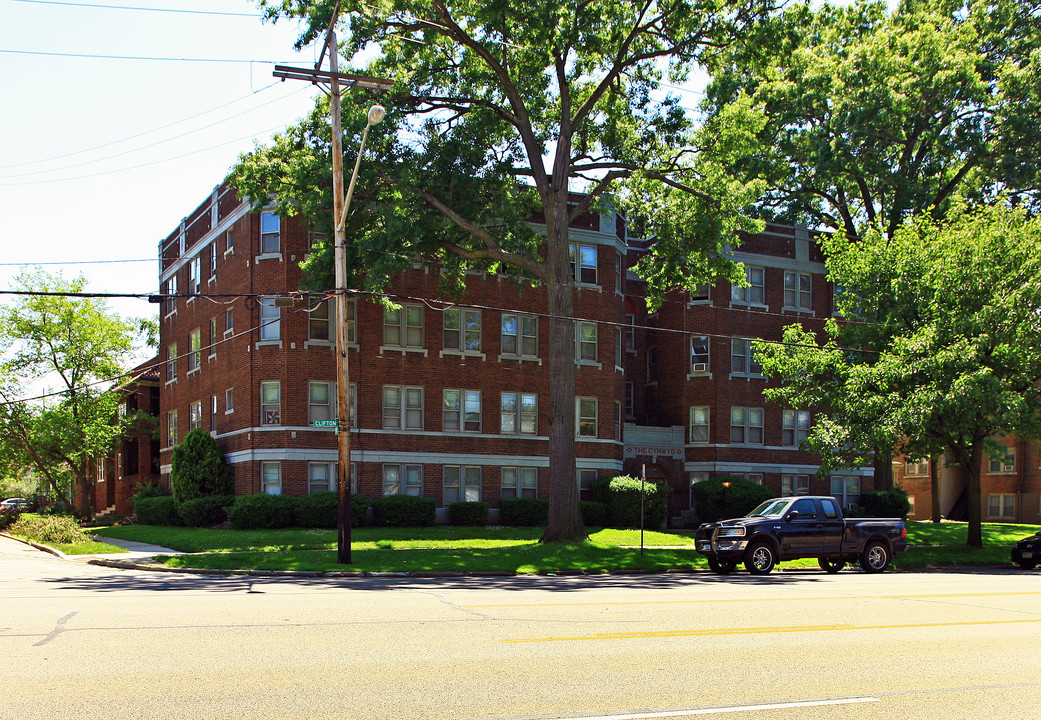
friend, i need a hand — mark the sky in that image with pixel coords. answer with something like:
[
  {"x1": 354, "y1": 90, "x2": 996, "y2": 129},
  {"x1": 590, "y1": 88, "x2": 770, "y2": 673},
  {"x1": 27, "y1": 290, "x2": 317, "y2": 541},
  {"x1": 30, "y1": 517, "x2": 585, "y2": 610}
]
[{"x1": 0, "y1": 0, "x2": 322, "y2": 336}]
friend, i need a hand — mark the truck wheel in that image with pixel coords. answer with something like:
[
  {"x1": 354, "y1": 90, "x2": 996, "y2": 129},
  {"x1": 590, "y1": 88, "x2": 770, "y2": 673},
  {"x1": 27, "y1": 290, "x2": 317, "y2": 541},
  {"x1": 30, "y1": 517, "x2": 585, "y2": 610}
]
[
  {"x1": 818, "y1": 558, "x2": 844, "y2": 574},
  {"x1": 708, "y1": 558, "x2": 736, "y2": 575},
  {"x1": 1017, "y1": 560, "x2": 1037, "y2": 570},
  {"x1": 859, "y1": 541, "x2": 890, "y2": 573},
  {"x1": 744, "y1": 542, "x2": 776, "y2": 575}
]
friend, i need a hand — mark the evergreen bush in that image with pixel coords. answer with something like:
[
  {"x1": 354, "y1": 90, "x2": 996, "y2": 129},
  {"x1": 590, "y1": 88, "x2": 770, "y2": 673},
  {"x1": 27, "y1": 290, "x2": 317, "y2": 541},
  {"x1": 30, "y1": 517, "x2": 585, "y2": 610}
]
[
  {"x1": 227, "y1": 494, "x2": 296, "y2": 530},
  {"x1": 170, "y1": 429, "x2": 232, "y2": 504},
  {"x1": 134, "y1": 496, "x2": 180, "y2": 526},
  {"x1": 177, "y1": 495, "x2": 234, "y2": 528},
  {"x1": 690, "y1": 477, "x2": 774, "y2": 523},
  {"x1": 498, "y1": 497, "x2": 549, "y2": 526},
  {"x1": 371, "y1": 495, "x2": 436, "y2": 527},
  {"x1": 447, "y1": 501, "x2": 488, "y2": 526},
  {"x1": 604, "y1": 475, "x2": 669, "y2": 529},
  {"x1": 580, "y1": 500, "x2": 608, "y2": 527}
]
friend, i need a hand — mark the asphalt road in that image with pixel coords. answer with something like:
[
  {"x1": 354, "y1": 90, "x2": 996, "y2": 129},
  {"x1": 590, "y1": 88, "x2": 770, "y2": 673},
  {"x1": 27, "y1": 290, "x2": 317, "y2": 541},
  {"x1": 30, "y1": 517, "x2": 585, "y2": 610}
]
[{"x1": 2, "y1": 535, "x2": 1040, "y2": 720}]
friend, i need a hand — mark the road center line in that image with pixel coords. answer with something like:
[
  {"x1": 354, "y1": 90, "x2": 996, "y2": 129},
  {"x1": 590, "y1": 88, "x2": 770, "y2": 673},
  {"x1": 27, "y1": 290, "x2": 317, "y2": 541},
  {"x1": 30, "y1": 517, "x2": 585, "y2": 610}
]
[
  {"x1": 539, "y1": 697, "x2": 880, "y2": 719},
  {"x1": 469, "y1": 591, "x2": 1041, "y2": 608}
]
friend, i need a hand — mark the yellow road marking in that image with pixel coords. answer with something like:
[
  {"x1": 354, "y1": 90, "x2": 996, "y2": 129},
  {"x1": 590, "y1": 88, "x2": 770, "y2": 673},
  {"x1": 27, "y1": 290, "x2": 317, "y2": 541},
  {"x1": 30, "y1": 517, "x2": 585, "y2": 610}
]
[
  {"x1": 470, "y1": 591, "x2": 1041, "y2": 608},
  {"x1": 504, "y1": 617, "x2": 1041, "y2": 643}
]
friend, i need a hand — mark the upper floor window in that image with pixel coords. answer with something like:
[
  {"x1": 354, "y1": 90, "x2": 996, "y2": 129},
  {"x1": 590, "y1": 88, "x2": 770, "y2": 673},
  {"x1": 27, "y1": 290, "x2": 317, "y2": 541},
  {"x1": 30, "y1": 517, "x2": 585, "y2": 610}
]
[
  {"x1": 624, "y1": 381, "x2": 634, "y2": 419},
  {"x1": 625, "y1": 314, "x2": 635, "y2": 351},
  {"x1": 259, "y1": 298, "x2": 280, "y2": 341},
  {"x1": 209, "y1": 243, "x2": 217, "y2": 277},
  {"x1": 730, "y1": 406, "x2": 763, "y2": 444},
  {"x1": 576, "y1": 322, "x2": 597, "y2": 362},
  {"x1": 690, "y1": 406, "x2": 710, "y2": 444},
  {"x1": 784, "y1": 271, "x2": 812, "y2": 312},
  {"x1": 166, "y1": 343, "x2": 177, "y2": 382},
  {"x1": 188, "y1": 257, "x2": 201, "y2": 295},
  {"x1": 732, "y1": 265, "x2": 765, "y2": 306},
  {"x1": 570, "y1": 242, "x2": 597, "y2": 284},
  {"x1": 308, "y1": 381, "x2": 336, "y2": 424},
  {"x1": 309, "y1": 299, "x2": 352, "y2": 343},
  {"x1": 577, "y1": 397, "x2": 598, "y2": 437},
  {"x1": 501, "y1": 314, "x2": 538, "y2": 358},
  {"x1": 189, "y1": 400, "x2": 202, "y2": 431},
  {"x1": 225, "y1": 227, "x2": 234, "y2": 253},
  {"x1": 260, "y1": 211, "x2": 280, "y2": 253},
  {"x1": 690, "y1": 336, "x2": 710, "y2": 374},
  {"x1": 225, "y1": 308, "x2": 234, "y2": 336},
  {"x1": 384, "y1": 305, "x2": 424, "y2": 349},
  {"x1": 782, "y1": 409, "x2": 811, "y2": 446},
  {"x1": 188, "y1": 328, "x2": 201, "y2": 373},
  {"x1": 731, "y1": 338, "x2": 762, "y2": 376},
  {"x1": 690, "y1": 283, "x2": 711, "y2": 303},
  {"x1": 165, "y1": 275, "x2": 177, "y2": 316},
  {"x1": 383, "y1": 385, "x2": 423, "y2": 430},
  {"x1": 443, "y1": 308, "x2": 481, "y2": 352},
  {"x1": 260, "y1": 381, "x2": 281, "y2": 425},
  {"x1": 166, "y1": 410, "x2": 178, "y2": 447},
  {"x1": 989, "y1": 450, "x2": 1016, "y2": 474},
  {"x1": 443, "y1": 389, "x2": 481, "y2": 432},
  {"x1": 501, "y1": 392, "x2": 537, "y2": 434},
  {"x1": 614, "y1": 253, "x2": 623, "y2": 293}
]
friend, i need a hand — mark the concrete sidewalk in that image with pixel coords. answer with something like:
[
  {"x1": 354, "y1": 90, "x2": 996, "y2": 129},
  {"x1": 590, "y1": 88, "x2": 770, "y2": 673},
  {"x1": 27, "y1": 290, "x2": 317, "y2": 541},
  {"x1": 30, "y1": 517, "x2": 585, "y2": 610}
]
[{"x1": 81, "y1": 535, "x2": 185, "y2": 563}]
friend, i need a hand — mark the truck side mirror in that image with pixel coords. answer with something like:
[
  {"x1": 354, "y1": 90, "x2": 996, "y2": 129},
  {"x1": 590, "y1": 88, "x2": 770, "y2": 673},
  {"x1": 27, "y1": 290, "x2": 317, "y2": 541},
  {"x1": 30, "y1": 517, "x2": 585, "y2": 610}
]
[{"x1": 786, "y1": 510, "x2": 800, "y2": 522}]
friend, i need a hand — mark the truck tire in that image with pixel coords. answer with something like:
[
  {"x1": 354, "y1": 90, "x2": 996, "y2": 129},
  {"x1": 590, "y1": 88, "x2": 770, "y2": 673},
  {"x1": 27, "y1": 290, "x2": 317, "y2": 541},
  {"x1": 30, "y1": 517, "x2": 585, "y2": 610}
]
[
  {"x1": 708, "y1": 558, "x2": 737, "y2": 575},
  {"x1": 1017, "y1": 560, "x2": 1037, "y2": 570},
  {"x1": 744, "y1": 541, "x2": 776, "y2": 575},
  {"x1": 859, "y1": 541, "x2": 890, "y2": 573},
  {"x1": 818, "y1": 557, "x2": 844, "y2": 574}
]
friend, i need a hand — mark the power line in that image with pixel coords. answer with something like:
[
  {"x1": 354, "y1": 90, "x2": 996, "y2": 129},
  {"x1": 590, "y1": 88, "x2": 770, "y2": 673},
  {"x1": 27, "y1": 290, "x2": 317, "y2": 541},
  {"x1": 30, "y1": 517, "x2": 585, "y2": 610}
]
[
  {"x1": 0, "y1": 259, "x2": 155, "y2": 267},
  {"x1": 0, "y1": 48, "x2": 298, "y2": 63},
  {"x1": 9, "y1": 0, "x2": 261, "y2": 16}
]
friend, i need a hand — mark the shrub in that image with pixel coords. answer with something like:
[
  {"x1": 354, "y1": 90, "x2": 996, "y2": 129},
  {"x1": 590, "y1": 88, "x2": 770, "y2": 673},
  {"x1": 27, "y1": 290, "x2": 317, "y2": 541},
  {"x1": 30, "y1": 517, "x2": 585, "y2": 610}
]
[
  {"x1": 131, "y1": 482, "x2": 169, "y2": 505},
  {"x1": 177, "y1": 495, "x2": 234, "y2": 528},
  {"x1": 498, "y1": 497, "x2": 549, "y2": 526},
  {"x1": 858, "y1": 488, "x2": 912, "y2": 518},
  {"x1": 227, "y1": 494, "x2": 296, "y2": 530},
  {"x1": 9, "y1": 514, "x2": 89, "y2": 545},
  {"x1": 580, "y1": 501, "x2": 608, "y2": 527},
  {"x1": 690, "y1": 477, "x2": 774, "y2": 523},
  {"x1": 604, "y1": 475, "x2": 669, "y2": 529},
  {"x1": 294, "y1": 491, "x2": 338, "y2": 529},
  {"x1": 448, "y1": 501, "x2": 488, "y2": 526},
  {"x1": 371, "y1": 495, "x2": 436, "y2": 527},
  {"x1": 134, "y1": 496, "x2": 180, "y2": 526},
  {"x1": 170, "y1": 429, "x2": 232, "y2": 504},
  {"x1": 0, "y1": 508, "x2": 21, "y2": 531}
]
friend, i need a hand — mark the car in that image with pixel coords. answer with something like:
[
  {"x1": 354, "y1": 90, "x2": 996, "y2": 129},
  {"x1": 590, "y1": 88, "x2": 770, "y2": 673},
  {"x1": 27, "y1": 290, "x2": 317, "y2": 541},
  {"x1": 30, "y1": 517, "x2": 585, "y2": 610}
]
[
  {"x1": 1011, "y1": 532, "x2": 1041, "y2": 570},
  {"x1": 1, "y1": 498, "x2": 29, "y2": 512}
]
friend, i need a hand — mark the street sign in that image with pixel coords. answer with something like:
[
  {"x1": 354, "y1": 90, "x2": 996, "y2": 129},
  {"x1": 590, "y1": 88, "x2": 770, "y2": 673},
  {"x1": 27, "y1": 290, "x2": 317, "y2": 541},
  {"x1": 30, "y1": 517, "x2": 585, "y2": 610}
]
[{"x1": 312, "y1": 420, "x2": 338, "y2": 427}]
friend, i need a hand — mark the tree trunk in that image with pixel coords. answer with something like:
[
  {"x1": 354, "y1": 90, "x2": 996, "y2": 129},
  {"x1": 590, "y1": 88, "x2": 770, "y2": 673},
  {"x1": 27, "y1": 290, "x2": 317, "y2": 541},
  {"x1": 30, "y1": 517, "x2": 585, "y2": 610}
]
[
  {"x1": 540, "y1": 198, "x2": 585, "y2": 544},
  {"x1": 929, "y1": 453, "x2": 941, "y2": 523},
  {"x1": 965, "y1": 443, "x2": 983, "y2": 548},
  {"x1": 873, "y1": 447, "x2": 894, "y2": 491}
]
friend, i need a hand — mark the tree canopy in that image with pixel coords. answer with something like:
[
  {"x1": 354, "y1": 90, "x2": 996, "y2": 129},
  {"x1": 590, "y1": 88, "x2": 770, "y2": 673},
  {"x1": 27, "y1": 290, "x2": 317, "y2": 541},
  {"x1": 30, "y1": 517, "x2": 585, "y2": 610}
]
[{"x1": 234, "y1": 0, "x2": 775, "y2": 541}]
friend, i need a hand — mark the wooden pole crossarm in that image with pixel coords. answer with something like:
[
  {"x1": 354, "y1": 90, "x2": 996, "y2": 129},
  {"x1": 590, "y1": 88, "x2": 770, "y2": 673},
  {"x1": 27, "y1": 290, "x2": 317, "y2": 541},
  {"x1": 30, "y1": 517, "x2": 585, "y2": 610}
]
[{"x1": 273, "y1": 66, "x2": 394, "y2": 91}]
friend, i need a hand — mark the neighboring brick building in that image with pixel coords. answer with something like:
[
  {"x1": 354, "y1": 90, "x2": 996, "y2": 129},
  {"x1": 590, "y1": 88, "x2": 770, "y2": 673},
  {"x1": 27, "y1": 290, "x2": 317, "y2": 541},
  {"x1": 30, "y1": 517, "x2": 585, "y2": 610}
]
[{"x1": 156, "y1": 180, "x2": 879, "y2": 522}]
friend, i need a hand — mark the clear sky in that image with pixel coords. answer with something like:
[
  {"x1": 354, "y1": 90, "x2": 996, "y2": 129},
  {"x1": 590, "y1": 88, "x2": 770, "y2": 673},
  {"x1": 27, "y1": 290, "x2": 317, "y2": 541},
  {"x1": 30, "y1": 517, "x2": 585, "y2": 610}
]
[{"x1": 0, "y1": 0, "x2": 321, "y2": 330}]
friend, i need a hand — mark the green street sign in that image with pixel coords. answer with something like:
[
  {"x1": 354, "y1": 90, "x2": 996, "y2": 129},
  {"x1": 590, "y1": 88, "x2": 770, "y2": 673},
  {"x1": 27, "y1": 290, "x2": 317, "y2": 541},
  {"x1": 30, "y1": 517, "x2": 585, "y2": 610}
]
[{"x1": 312, "y1": 420, "x2": 338, "y2": 427}]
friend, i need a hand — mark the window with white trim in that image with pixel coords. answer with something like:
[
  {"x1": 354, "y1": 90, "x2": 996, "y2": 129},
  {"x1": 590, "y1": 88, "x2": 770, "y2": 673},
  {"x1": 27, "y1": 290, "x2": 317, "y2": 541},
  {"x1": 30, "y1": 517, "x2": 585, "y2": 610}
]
[
  {"x1": 732, "y1": 265, "x2": 765, "y2": 305},
  {"x1": 500, "y1": 392, "x2": 537, "y2": 434},
  {"x1": 209, "y1": 317, "x2": 217, "y2": 357},
  {"x1": 690, "y1": 336, "x2": 710, "y2": 374},
  {"x1": 225, "y1": 388, "x2": 234, "y2": 414},
  {"x1": 730, "y1": 407, "x2": 763, "y2": 444},
  {"x1": 166, "y1": 410, "x2": 178, "y2": 447},
  {"x1": 614, "y1": 253, "x2": 623, "y2": 293},
  {"x1": 308, "y1": 381, "x2": 336, "y2": 423},
  {"x1": 443, "y1": 389, "x2": 481, "y2": 432},
  {"x1": 569, "y1": 242, "x2": 597, "y2": 284},
  {"x1": 383, "y1": 385, "x2": 423, "y2": 430},
  {"x1": 188, "y1": 328, "x2": 201, "y2": 372},
  {"x1": 308, "y1": 299, "x2": 333, "y2": 342},
  {"x1": 577, "y1": 397, "x2": 598, "y2": 437},
  {"x1": 625, "y1": 314, "x2": 635, "y2": 351},
  {"x1": 383, "y1": 463, "x2": 423, "y2": 496},
  {"x1": 691, "y1": 283, "x2": 711, "y2": 303},
  {"x1": 782, "y1": 410, "x2": 811, "y2": 446},
  {"x1": 189, "y1": 400, "x2": 202, "y2": 431},
  {"x1": 166, "y1": 343, "x2": 177, "y2": 382},
  {"x1": 209, "y1": 242, "x2": 217, "y2": 277},
  {"x1": 614, "y1": 401, "x2": 622, "y2": 441},
  {"x1": 262, "y1": 461, "x2": 281, "y2": 495},
  {"x1": 501, "y1": 467, "x2": 537, "y2": 499},
  {"x1": 690, "y1": 406, "x2": 710, "y2": 444},
  {"x1": 384, "y1": 305, "x2": 424, "y2": 349},
  {"x1": 209, "y1": 394, "x2": 217, "y2": 432},
  {"x1": 260, "y1": 211, "x2": 280, "y2": 253},
  {"x1": 830, "y1": 476, "x2": 861, "y2": 508},
  {"x1": 443, "y1": 308, "x2": 481, "y2": 352},
  {"x1": 259, "y1": 299, "x2": 280, "y2": 341},
  {"x1": 308, "y1": 461, "x2": 335, "y2": 494},
  {"x1": 614, "y1": 328, "x2": 623, "y2": 368},
  {"x1": 501, "y1": 314, "x2": 538, "y2": 358},
  {"x1": 784, "y1": 271, "x2": 812, "y2": 311},
  {"x1": 576, "y1": 322, "x2": 597, "y2": 362},
  {"x1": 188, "y1": 257, "x2": 201, "y2": 295},
  {"x1": 782, "y1": 473, "x2": 811, "y2": 496},
  {"x1": 225, "y1": 307, "x2": 234, "y2": 335},
  {"x1": 578, "y1": 469, "x2": 598, "y2": 501},
  {"x1": 225, "y1": 227, "x2": 234, "y2": 253},
  {"x1": 624, "y1": 382, "x2": 634, "y2": 419},
  {"x1": 905, "y1": 459, "x2": 929, "y2": 476},
  {"x1": 731, "y1": 337, "x2": 763, "y2": 376},
  {"x1": 260, "y1": 382, "x2": 281, "y2": 425},
  {"x1": 988, "y1": 493, "x2": 1015, "y2": 518},
  {"x1": 165, "y1": 275, "x2": 177, "y2": 316},
  {"x1": 444, "y1": 465, "x2": 482, "y2": 504},
  {"x1": 989, "y1": 449, "x2": 1016, "y2": 474}
]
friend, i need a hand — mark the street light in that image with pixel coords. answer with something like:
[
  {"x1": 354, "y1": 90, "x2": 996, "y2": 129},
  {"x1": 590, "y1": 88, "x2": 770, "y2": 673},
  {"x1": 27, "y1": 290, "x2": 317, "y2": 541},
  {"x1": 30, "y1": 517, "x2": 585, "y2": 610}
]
[{"x1": 337, "y1": 105, "x2": 386, "y2": 232}]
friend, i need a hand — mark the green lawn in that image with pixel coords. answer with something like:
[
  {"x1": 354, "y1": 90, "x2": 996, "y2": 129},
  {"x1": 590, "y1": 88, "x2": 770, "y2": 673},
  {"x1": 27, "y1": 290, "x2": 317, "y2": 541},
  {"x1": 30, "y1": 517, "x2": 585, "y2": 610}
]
[{"x1": 87, "y1": 520, "x2": 1038, "y2": 574}]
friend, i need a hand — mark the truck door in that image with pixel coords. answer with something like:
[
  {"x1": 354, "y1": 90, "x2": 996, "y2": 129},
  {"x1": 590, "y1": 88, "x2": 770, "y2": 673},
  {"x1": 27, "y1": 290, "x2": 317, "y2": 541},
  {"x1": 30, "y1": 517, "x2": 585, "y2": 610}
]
[
  {"x1": 818, "y1": 497, "x2": 845, "y2": 554},
  {"x1": 783, "y1": 497, "x2": 822, "y2": 556}
]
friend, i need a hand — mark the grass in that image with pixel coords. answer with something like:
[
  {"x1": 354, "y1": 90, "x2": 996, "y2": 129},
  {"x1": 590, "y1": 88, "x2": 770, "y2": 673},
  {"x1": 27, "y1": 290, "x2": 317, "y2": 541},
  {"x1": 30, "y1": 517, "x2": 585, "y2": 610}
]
[
  {"x1": 54, "y1": 540, "x2": 130, "y2": 555},
  {"x1": 86, "y1": 520, "x2": 1039, "y2": 574}
]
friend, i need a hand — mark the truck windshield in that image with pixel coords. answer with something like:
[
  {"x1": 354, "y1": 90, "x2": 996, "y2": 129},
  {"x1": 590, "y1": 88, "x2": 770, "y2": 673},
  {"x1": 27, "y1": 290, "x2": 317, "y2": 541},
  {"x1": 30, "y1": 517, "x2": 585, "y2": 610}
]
[{"x1": 748, "y1": 500, "x2": 790, "y2": 518}]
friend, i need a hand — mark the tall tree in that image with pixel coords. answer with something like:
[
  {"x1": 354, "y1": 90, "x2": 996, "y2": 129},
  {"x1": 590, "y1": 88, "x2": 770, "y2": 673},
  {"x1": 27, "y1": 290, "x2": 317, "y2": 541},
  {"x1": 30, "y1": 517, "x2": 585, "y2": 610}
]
[
  {"x1": 757, "y1": 201, "x2": 1041, "y2": 547},
  {"x1": 0, "y1": 271, "x2": 145, "y2": 516},
  {"x1": 234, "y1": 0, "x2": 773, "y2": 542}
]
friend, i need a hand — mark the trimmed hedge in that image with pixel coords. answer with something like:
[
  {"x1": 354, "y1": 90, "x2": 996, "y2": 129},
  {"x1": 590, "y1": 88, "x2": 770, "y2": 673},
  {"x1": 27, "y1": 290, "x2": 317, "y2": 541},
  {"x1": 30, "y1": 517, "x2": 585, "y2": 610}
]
[
  {"x1": 857, "y1": 488, "x2": 912, "y2": 518},
  {"x1": 690, "y1": 477, "x2": 774, "y2": 523},
  {"x1": 177, "y1": 495, "x2": 234, "y2": 528},
  {"x1": 8, "y1": 513, "x2": 89, "y2": 545},
  {"x1": 604, "y1": 476, "x2": 669, "y2": 530},
  {"x1": 447, "y1": 501, "x2": 488, "y2": 526},
  {"x1": 371, "y1": 495, "x2": 436, "y2": 527},
  {"x1": 227, "y1": 494, "x2": 296, "y2": 530},
  {"x1": 580, "y1": 501, "x2": 608, "y2": 527},
  {"x1": 134, "y1": 496, "x2": 180, "y2": 526},
  {"x1": 499, "y1": 497, "x2": 549, "y2": 526},
  {"x1": 294, "y1": 492, "x2": 371, "y2": 529}
]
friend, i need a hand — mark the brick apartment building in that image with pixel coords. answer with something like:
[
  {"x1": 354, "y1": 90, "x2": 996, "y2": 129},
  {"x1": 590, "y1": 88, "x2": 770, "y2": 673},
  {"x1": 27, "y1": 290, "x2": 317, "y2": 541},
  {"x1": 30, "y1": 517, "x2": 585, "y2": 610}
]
[{"x1": 155, "y1": 180, "x2": 879, "y2": 523}]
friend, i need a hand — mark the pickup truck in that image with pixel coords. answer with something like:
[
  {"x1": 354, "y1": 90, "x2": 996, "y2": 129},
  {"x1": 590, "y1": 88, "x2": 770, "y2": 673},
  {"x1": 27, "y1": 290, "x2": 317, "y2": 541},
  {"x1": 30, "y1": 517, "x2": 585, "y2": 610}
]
[{"x1": 695, "y1": 495, "x2": 908, "y2": 575}]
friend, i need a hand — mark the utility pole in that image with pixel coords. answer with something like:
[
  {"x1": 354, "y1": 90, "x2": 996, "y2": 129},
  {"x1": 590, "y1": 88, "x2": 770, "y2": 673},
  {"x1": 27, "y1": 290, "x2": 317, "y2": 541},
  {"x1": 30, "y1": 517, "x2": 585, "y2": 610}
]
[{"x1": 274, "y1": 17, "x2": 391, "y2": 564}]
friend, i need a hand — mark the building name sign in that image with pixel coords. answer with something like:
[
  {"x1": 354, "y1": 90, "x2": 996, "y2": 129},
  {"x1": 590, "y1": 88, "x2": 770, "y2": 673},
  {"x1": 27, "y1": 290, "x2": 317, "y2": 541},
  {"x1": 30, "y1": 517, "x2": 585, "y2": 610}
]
[{"x1": 624, "y1": 445, "x2": 684, "y2": 459}]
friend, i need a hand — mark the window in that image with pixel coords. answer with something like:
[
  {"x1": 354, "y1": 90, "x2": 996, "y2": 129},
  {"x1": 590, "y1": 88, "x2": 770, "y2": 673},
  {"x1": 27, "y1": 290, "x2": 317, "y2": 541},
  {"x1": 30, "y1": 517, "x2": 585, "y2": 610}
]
[
  {"x1": 209, "y1": 318, "x2": 217, "y2": 356},
  {"x1": 262, "y1": 461, "x2": 281, "y2": 495},
  {"x1": 578, "y1": 469, "x2": 598, "y2": 501},
  {"x1": 260, "y1": 211, "x2": 280, "y2": 253},
  {"x1": 577, "y1": 397, "x2": 598, "y2": 437},
  {"x1": 209, "y1": 243, "x2": 217, "y2": 278},
  {"x1": 308, "y1": 462, "x2": 337, "y2": 494},
  {"x1": 225, "y1": 308, "x2": 234, "y2": 336},
  {"x1": 690, "y1": 406, "x2": 710, "y2": 444},
  {"x1": 614, "y1": 401, "x2": 622, "y2": 441},
  {"x1": 905, "y1": 459, "x2": 929, "y2": 476},
  {"x1": 443, "y1": 308, "x2": 481, "y2": 352},
  {"x1": 576, "y1": 322, "x2": 597, "y2": 362},
  {"x1": 383, "y1": 386, "x2": 423, "y2": 430},
  {"x1": 731, "y1": 472, "x2": 764, "y2": 485},
  {"x1": 260, "y1": 382, "x2": 281, "y2": 425},
  {"x1": 732, "y1": 265, "x2": 765, "y2": 305},
  {"x1": 690, "y1": 336, "x2": 710, "y2": 374},
  {"x1": 166, "y1": 343, "x2": 177, "y2": 382},
  {"x1": 444, "y1": 466, "x2": 482, "y2": 504},
  {"x1": 259, "y1": 299, "x2": 280, "y2": 341},
  {"x1": 225, "y1": 227, "x2": 234, "y2": 253},
  {"x1": 443, "y1": 389, "x2": 481, "y2": 432},
  {"x1": 614, "y1": 253, "x2": 623, "y2": 293},
  {"x1": 225, "y1": 388, "x2": 234, "y2": 414},
  {"x1": 501, "y1": 314, "x2": 538, "y2": 357},
  {"x1": 731, "y1": 338, "x2": 763, "y2": 376},
  {"x1": 782, "y1": 474, "x2": 811, "y2": 496},
  {"x1": 691, "y1": 283, "x2": 711, "y2": 303},
  {"x1": 384, "y1": 305, "x2": 424, "y2": 349},
  {"x1": 209, "y1": 395, "x2": 217, "y2": 432},
  {"x1": 188, "y1": 257, "x2": 201, "y2": 295},
  {"x1": 569, "y1": 242, "x2": 597, "y2": 284},
  {"x1": 730, "y1": 407, "x2": 764, "y2": 444},
  {"x1": 830, "y1": 476, "x2": 862, "y2": 508},
  {"x1": 614, "y1": 328, "x2": 623, "y2": 368},
  {"x1": 188, "y1": 328, "x2": 201, "y2": 372},
  {"x1": 164, "y1": 275, "x2": 177, "y2": 316},
  {"x1": 988, "y1": 493, "x2": 1015, "y2": 518},
  {"x1": 189, "y1": 400, "x2": 202, "y2": 431},
  {"x1": 166, "y1": 410, "x2": 178, "y2": 447},
  {"x1": 500, "y1": 392, "x2": 537, "y2": 434},
  {"x1": 625, "y1": 314, "x2": 635, "y2": 351},
  {"x1": 309, "y1": 300, "x2": 332, "y2": 342},
  {"x1": 308, "y1": 382, "x2": 336, "y2": 423},
  {"x1": 647, "y1": 346, "x2": 658, "y2": 383},
  {"x1": 782, "y1": 410, "x2": 811, "y2": 446},
  {"x1": 989, "y1": 449, "x2": 1016, "y2": 474},
  {"x1": 383, "y1": 464, "x2": 422, "y2": 496},
  {"x1": 784, "y1": 271, "x2": 812, "y2": 311},
  {"x1": 502, "y1": 467, "x2": 537, "y2": 498},
  {"x1": 624, "y1": 382, "x2": 634, "y2": 419},
  {"x1": 308, "y1": 229, "x2": 327, "y2": 249}
]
